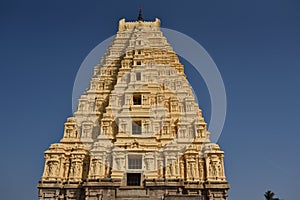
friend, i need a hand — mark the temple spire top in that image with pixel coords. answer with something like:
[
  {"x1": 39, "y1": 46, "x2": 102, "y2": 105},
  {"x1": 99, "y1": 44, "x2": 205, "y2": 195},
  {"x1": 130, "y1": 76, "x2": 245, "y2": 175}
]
[{"x1": 138, "y1": 6, "x2": 143, "y2": 21}]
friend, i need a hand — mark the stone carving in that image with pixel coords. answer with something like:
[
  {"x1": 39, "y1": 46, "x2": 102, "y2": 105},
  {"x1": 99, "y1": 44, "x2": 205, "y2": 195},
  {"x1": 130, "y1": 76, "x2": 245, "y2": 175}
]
[
  {"x1": 89, "y1": 102, "x2": 94, "y2": 111},
  {"x1": 46, "y1": 161, "x2": 59, "y2": 177},
  {"x1": 91, "y1": 82, "x2": 97, "y2": 90},
  {"x1": 209, "y1": 159, "x2": 217, "y2": 177},
  {"x1": 126, "y1": 95, "x2": 131, "y2": 105},
  {"x1": 74, "y1": 163, "x2": 81, "y2": 177},
  {"x1": 120, "y1": 120, "x2": 128, "y2": 133},
  {"x1": 62, "y1": 161, "x2": 70, "y2": 180},
  {"x1": 113, "y1": 154, "x2": 125, "y2": 171},
  {"x1": 219, "y1": 159, "x2": 224, "y2": 177},
  {"x1": 39, "y1": 16, "x2": 229, "y2": 200},
  {"x1": 102, "y1": 126, "x2": 108, "y2": 135},
  {"x1": 191, "y1": 163, "x2": 196, "y2": 178},
  {"x1": 145, "y1": 158, "x2": 154, "y2": 171},
  {"x1": 180, "y1": 160, "x2": 185, "y2": 178},
  {"x1": 70, "y1": 162, "x2": 82, "y2": 179},
  {"x1": 143, "y1": 120, "x2": 151, "y2": 134},
  {"x1": 115, "y1": 158, "x2": 121, "y2": 170},
  {"x1": 163, "y1": 126, "x2": 168, "y2": 135},
  {"x1": 142, "y1": 95, "x2": 148, "y2": 105},
  {"x1": 158, "y1": 159, "x2": 164, "y2": 178},
  {"x1": 179, "y1": 129, "x2": 185, "y2": 138},
  {"x1": 81, "y1": 122, "x2": 93, "y2": 138},
  {"x1": 150, "y1": 96, "x2": 156, "y2": 106},
  {"x1": 207, "y1": 155, "x2": 225, "y2": 180},
  {"x1": 157, "y1": 94, "x2": 164, "y2": 104},
  {"x1": 199, "y1": 160, "x2": 205, "y2": 181},
  {"x1": 90, "y1": 160, "x2": 102, "y2": 177},
  {"x1": 189, "y1": 128, "x2": 194, "y2": 138},
  {"x1": 187, "y1": 162, "x2": 191, "y2": 179}
]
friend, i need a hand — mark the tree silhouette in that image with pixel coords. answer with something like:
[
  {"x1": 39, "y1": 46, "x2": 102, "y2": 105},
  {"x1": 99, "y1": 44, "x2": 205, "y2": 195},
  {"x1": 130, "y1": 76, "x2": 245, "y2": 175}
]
[{"x1": 264, "y1": 190, "x2": 280, "y2": 200}]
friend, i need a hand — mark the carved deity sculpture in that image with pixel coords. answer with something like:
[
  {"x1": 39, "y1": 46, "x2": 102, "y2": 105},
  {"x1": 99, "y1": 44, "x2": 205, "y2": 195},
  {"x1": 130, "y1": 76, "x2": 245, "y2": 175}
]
[
  {"x1": 158, "y1": 159, "x2": 164, "y2": 178},
  {"x1": 191, "y1": 163, "x2": 196, "y2": 178},
  {"x1": 74, "y1": 163, "x2": 81, "y2": 177},
  {"x1": 171, "y1": 125, "x2": 176, "y2": 137},
  {"x1": 47, "y1": 161, "x2": 58, "y2": 177},
  {"x1": 209, "y1": 159, "x2": 218, "y2": 177},
  {"x1": 90, "y1": 161, "x2": 96, "y2": 176},
  {"x1": 218, "y1": 161, "x2": 222, "y2": 177},
  {"x1": 62, "y1": 162, "x2": 69, "y2": 180},
  {"x1": 166, "y1": 163, "x2": 172, "y2": 177},
  {"x1": 199, "y1": 161, "x2": 204, "y2": 181},
  {"x1": 90, "y1": 160, "x2": 102, "y2": 177}
]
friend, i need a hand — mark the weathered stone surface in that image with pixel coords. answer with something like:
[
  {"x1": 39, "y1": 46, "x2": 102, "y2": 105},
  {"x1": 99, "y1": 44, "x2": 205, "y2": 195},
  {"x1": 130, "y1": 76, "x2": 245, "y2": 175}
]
[{"x1": 38, "y1": 15, "x2": 229, "y2": 200}]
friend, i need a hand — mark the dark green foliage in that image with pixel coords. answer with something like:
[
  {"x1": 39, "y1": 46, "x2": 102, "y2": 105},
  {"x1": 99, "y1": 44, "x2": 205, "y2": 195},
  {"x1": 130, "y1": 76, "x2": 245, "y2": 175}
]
[{"x1": 264, "y1": 190, "x2": 280, "y2": 200}]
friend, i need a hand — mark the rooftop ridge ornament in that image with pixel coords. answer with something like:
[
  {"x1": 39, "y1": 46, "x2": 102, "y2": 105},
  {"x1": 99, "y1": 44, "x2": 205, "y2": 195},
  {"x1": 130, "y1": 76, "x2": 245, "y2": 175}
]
[{"x1": 138, "y1": 6, "x2": 143, "y2": 21}]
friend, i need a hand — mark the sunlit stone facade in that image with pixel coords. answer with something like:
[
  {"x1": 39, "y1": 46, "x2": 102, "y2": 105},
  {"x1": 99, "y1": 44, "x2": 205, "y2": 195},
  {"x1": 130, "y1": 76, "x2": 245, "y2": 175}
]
[{"x1": 38, "y1": 16, "x2": 229, "y2": 200}]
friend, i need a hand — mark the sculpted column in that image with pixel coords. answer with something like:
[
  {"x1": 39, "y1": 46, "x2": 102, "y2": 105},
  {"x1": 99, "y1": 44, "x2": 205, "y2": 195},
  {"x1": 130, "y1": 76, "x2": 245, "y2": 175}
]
[
  {"x1": 59, "y1": 156, "x2": 70, "y2": 182},
  {"x1": 179, "y1": 160, "x2": 185, "y2": 179},
  {"x1": 194, "y1": 156, "x2": 199, "y2": 181}
]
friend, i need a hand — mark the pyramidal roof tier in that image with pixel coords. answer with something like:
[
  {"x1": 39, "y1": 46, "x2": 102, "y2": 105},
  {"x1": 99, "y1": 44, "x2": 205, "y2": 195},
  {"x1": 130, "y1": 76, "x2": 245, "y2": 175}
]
[{"x1": 38, "y1": 15, "x2": 229, "y2": 200}]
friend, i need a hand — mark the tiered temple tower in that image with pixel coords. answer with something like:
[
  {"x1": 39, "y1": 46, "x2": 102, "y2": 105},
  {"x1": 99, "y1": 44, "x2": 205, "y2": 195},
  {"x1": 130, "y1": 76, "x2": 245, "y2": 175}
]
[{"x1": 38, "y1": 14, "x2": 230, "y2": 200}]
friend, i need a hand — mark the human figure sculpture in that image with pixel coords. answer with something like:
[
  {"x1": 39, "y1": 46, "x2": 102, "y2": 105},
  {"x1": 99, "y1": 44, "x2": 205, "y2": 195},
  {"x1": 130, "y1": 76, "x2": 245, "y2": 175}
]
[
  {"x1": 158, "y1": 160, "x2": 163, "y2": 177},
  {"x1": 166, "y1": 164, "x2": 171, "y2": 177},
  {"x1": 218, "y1": 163, "x2": 222, "y2": 177},
  {"x1": 70, "y1": 164, "x2": 75, "y2": 177},
  {"x1": 169, "y1": 163, "x2": 173, "y2": 176},
  {"x1": 199, "y1": 162, "x2": 204, "y2": 180},
  {"x1": 63, "y1": 162, "x2": 69, "y2": 179},
  {"x1": 191, "y1": 163, "x2": 195, "y2": 178},
  {"x1": 74, "y1": 163, "x2": 81, "y2": 177},
  {"x1": 47, "y1": 161, "x2": 58, "y2": 177},
  {"x1": 210, "y1": 160, "x2": 218, "y2": 177},
  {"x1": 47, "y1": 162, "x2": 53, "y2": 177}
]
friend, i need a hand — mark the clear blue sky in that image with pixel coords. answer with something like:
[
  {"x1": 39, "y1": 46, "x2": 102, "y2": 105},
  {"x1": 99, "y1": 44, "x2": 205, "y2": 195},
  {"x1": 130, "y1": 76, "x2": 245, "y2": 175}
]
[{"x1": 0, "y1": 0, "x2": 299, "y2": 199}]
